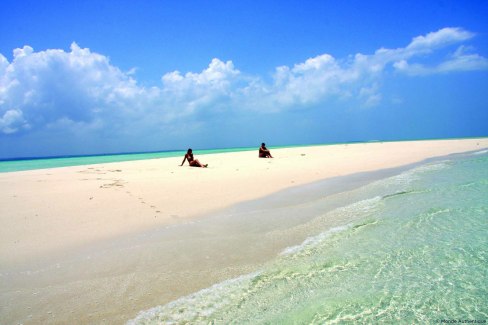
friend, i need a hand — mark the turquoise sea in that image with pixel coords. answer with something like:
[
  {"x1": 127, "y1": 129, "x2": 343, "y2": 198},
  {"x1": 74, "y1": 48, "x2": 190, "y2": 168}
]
[
  {"x1": 0, "y1": 139, "x2": 455, "y2": 173},
  {"x1": 129, "y1": 149, "x2": 488, "y2": 324},
  {"x1": 0, "y1": 147, "x2": 258, "y2": 173}
]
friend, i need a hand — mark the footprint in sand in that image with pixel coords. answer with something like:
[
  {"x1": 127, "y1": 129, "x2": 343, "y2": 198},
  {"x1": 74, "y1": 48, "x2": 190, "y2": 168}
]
[
  {"x1": 78, "y1": 168, "x2": 107, "y2": 175},
  {"x1": 99, "y1": 179, "x2": 125, "y2": 189}
]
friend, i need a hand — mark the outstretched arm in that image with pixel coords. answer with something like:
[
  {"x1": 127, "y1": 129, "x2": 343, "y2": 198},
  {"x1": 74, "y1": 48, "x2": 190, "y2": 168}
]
[{"x1": 181, "y1": 155, "x2": 187, "y2": 166}]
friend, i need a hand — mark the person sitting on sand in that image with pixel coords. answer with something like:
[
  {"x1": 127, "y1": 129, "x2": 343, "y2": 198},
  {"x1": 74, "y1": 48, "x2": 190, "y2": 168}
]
[
  {"x1": 259, "y1": 143, "x2": 273, "y2": 158},
  {"x1": 181, "y1": 149, "x2": 208, "y2": 168}
]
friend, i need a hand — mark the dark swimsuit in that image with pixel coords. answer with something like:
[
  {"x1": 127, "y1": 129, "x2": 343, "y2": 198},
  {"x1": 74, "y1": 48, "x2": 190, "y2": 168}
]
[{"x1": 187, "y1": 154, "x2": 199, "y2": 166}]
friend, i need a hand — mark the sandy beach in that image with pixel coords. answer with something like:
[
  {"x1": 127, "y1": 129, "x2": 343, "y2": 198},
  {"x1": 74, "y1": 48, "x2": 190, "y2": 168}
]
[{"x1": 1, "y1": 138, "x2": 487, "y2": 324}]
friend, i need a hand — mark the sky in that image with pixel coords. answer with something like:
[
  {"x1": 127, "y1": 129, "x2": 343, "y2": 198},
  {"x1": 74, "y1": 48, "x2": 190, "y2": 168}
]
[{"x1": 1, "y1": 0, "x2": 487, "y2": 159}]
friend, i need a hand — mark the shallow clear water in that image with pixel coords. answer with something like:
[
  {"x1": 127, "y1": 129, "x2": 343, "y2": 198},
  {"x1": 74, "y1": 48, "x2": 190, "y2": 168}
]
[
  {"x1": 0, "y1": 147, "x2": 257, "y2": 173},
  {"x1": 129, "y1": 150, "x2": 488, "y2": 324}
]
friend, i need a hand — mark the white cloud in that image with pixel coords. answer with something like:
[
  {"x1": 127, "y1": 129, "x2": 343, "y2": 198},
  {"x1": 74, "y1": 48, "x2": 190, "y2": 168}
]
[
  {"x1": 0, "y1": 109, "x2": 30, "y2": 134},
  {"x1": 439, "y1": 52, "x2": 488, "y2": 72},
  {"x1": 161, "y1": 58, "x2": 241, "y2": 116},
  {"x1": 252, "y1": 27, "x2": 485, "y2": 110},
  {"x1": 359, "y1": 84, "x2": 382, "y2": 108},
  {"x1": 162, "y1": 58, "x2": 240, "y2": 89},
  {"x1": 0, "y1": 27, "x2": 486, "y2": 142},
  {"x1": 393, "y1": 44, "x2": 488, "y2": 76},
  {"x1": 406, "y1": 27, "x2": 474, "y2": 53},
  {"x1": 268, "y1": 54, "x2": 358, "y2": 107},
  {"x1": 0, "y1": 43, "x2": 139, "y2": 130}
]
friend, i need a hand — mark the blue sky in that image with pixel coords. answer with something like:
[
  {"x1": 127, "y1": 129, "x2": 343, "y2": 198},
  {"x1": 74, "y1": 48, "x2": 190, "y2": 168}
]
[{"x1": 1, "y1": 0, "x2": 487, "y2": 158}]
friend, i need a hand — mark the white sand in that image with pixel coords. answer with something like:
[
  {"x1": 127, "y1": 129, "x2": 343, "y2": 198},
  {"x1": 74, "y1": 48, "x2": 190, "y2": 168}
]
[{"x1": 1, "y1": 138, "x2": 487, "y2": 265}]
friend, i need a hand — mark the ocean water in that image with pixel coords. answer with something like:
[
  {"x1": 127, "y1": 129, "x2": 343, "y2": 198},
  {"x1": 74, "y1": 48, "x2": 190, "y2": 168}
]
[
  {"x1": 0, "y1": 147, "x2": 262, "y2": 173},
  {"x1": 0, "y1": 139, "x2": 443, "y2": 173},
  {"x1": 129, "y1": 150, "x2": 488, "y2": 324}
]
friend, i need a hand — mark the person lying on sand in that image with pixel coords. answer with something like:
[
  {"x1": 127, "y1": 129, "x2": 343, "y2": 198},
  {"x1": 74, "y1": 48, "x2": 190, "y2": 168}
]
[
  {"x1": 259, "y1": 143, "x2": 273, "y2": 158},
  {"x1": 181, "y1": 149, "x2": 208, "y2": 168}
]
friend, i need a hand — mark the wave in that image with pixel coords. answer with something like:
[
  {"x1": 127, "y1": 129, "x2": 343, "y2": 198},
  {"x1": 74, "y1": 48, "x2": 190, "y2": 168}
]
[
  {"x1": 280, "y1": 225, "x2": 351, "y2": 256},
  {"x1": 281, "y1": 195, "x2": 385, "y2": 257},
  {"x1": 128, "y1": 272, "x2": 261, "y2": 324},
  {"x1": 471, "y1": 149, "x2": 488, "y2": 155}
]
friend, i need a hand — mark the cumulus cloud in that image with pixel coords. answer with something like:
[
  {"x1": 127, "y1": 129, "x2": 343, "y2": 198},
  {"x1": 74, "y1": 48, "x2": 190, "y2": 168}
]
[
  {"x1": 270, "y1": 54, "x2": 357, "y2": 107},
  {"x1": 393, "y1": 45, "x2": 488, "y2": 75},
  {"x1": 0, "y1": 43, "x2": 141, "y2": 134},
  {"x1": 0, "y1": 27, "x2": 486, "y2": 141},
  {"x1": 405, "y1": 27, "x2": 474, "y2": 53},
  {"x1": 259, "y1": 27, "x2": 486, "y2": 108},
  {"x1": 359, "y1": 84, "x2": 382, "y2": 108},
  {"x1": 0, "y1": 109, "x2": 30, "y2": 134},
  {"x1": 161, "y1": 58, "x2": 241, "y2": 116}
]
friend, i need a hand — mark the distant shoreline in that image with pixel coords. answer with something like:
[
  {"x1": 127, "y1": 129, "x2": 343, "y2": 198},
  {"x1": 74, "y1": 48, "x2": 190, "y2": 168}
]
[{"x1": 2, "y1": 136, "x2": 487, "y2": 173}]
